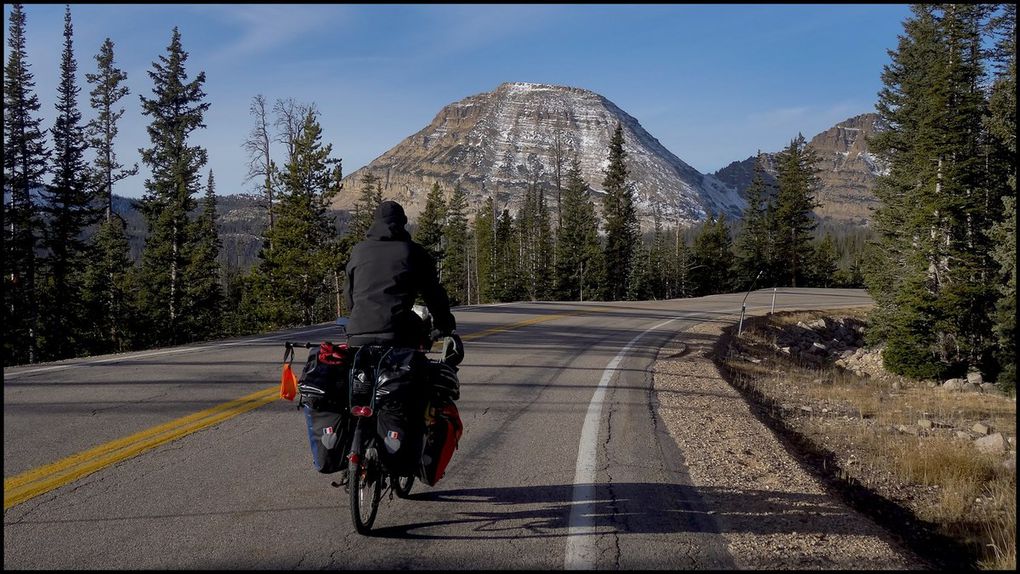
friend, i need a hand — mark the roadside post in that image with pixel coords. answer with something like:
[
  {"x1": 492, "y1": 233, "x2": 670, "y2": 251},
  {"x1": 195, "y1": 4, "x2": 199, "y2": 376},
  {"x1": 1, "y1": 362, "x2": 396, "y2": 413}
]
[
  {"x1": 770, "y1": 287, "x2": 777, "y2": 315},
  {"x1": 738, "y1": 270, "x2": 764, "y2": 337}
]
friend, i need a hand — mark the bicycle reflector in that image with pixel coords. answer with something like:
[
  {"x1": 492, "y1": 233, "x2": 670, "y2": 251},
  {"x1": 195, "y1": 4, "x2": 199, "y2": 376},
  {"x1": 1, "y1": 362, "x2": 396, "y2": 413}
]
[{"x1": 351, "y1": 406, "x2": 374, "y2": 417}]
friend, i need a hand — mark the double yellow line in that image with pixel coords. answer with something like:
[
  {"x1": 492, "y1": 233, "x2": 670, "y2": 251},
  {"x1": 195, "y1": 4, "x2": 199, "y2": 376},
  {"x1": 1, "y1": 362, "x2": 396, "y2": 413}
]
[
  {"x1": 4, "y1": 388, "x2": 277, "y2": 510},
  {"x1": 3, "y1": 308, "x2": 600, "y2": 510}
]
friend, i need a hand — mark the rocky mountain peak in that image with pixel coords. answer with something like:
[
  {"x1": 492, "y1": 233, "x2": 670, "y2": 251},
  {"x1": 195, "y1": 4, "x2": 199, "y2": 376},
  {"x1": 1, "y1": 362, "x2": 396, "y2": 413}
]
[{"x1": 335, "y1": 82, "x2": 744, "y2": 227}]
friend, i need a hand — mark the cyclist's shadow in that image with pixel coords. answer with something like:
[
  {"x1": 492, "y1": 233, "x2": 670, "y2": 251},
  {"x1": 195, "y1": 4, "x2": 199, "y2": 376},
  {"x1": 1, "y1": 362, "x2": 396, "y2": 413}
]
[{"x1": 367, "y1": 482, "x2": 849, "y2": 540}]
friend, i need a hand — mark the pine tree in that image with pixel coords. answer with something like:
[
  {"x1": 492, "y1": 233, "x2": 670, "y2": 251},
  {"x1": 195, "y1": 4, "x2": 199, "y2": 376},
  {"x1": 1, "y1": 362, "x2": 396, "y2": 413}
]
[
  {"x1": 626, "y1": 242, "x2": 654, "y2": 300},
  {"x1": 809, "y1": 234, "x2": 839, "y2": 288},
  {"x1": 415, "y1": 181, "x2": 447, "y2": 269},
  {"x1": 137, "y1": 27, "x2": 210, "y2": 346},
  {"x1": 348, "y1": 171, "x2": 383, "y2": 241},
  {"x1": 987, "y1": 3, "x2": 1016, "y2": 389},
  {"x1": 555, "y1": 157, "x2": 603, "y2": 300},
  {"x1": 442, "y1": 186, "x2": 469, "y2": 305},
  {"x1": 772, "y1": 134, "x2": 820, "y2": 287},
  {"x1": 83, "y1": 36, "x2": 137, "y2": 355},
  {"x1": 39, "y1": 5, "x2": 101, "y2": 359},
  {"x1": 733, "y1": 152, "x2": 775, "y2": 287},
  {"x1": 251, "y1": 109, "x2": 342, "y2": 328},
  {"x1": 867, "y1": 5, "x2": 999, "y2": 379},
  {"x1": 86, "y1": 37, "x2": 137, "y2": 222},
  {"x1": 601, "y1": 123, "x2": 639, "y2": 300},
  {"x1": 471, "y1": 197, "x2": 495, "y2": 303},
  {"x1": 691, "y1": 214, "x2": 735, "y2": 296},
  {"x1": 533, "y1": 183, "x2": 554, "y2": 300},
  {"x1": 182, "y1": 171, "x2": 224, "y2": 340},
  {"x1": 81, "y1": 215, "x2": 135, "y2": 355},
  {"x1": 4, "y1": 4, "x2": 50, "y2": 365},
  {"x1": 497, "y1": 207, "x2": 527, "y2": 302}
]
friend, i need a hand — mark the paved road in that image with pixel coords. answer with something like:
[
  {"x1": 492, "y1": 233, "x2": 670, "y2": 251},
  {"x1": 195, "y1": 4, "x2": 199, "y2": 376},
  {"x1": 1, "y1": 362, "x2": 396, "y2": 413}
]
[{"x1": 3, "y1": 288, "x2": 872, "y2": 569}]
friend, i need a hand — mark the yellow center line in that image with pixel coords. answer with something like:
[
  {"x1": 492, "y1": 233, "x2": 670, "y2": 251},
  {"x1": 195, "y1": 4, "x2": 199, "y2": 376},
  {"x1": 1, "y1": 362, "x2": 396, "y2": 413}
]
[{"x1": 3, "y1": 307, "x2": 609, "y2": 510}]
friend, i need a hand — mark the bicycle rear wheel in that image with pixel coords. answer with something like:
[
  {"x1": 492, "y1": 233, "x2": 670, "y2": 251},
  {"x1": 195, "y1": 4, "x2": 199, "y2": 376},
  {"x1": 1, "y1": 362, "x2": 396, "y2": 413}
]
[{"x1": 349, "y1": 450, "x2": 382, "y2": 534}]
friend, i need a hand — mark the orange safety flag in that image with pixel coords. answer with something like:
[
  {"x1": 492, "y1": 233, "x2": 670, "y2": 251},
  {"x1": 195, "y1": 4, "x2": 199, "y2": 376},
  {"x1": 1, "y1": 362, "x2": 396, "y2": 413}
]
[{"x1": 280, "y1": 345, "x2": 298, "y2": 401}]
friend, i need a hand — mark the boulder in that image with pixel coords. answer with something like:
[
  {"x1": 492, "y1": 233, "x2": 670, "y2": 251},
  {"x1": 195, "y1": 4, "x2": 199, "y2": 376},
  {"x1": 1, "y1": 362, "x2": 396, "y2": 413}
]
[
  {"x1": 972, "y1": 422, "x2": 992, "y2": 435},
  {"x1": 966, "y1": 372, "x2": 984, "y2": 386},
  {"x1": 942, "y1": 379, "x2": 965, "y2": 391},
  {"x1": 974, "y1": 433, "x2": 1008, "y2": 454}
]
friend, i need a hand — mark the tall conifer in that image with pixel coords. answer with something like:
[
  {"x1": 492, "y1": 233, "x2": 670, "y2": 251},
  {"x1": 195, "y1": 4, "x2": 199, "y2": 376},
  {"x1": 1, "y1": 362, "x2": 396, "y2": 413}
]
[
  {"x1": 137, "y1": 27, "x2": 210, "y2": 346},
  {"x1": 4, "y1": 4, "x2": 49, "y2": 364},
  {"x1": 40, "y1": 5, "x2": 99, "y2": 358},
  {"x1": 601, "y1": 123, "x2": 638, "y2": 300}
]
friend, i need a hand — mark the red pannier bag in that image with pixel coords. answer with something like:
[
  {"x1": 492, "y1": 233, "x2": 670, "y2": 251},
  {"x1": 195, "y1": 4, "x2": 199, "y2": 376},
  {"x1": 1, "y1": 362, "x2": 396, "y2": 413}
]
[{"x1": 418, "y1": 401, "x2": 463, "y2": 486}]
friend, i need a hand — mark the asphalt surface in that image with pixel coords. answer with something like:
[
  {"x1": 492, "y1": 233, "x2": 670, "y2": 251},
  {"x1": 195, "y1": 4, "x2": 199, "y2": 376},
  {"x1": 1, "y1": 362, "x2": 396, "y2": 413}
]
[{"x1": 3, "y1": 288, "x2": 872, "y2": 569}]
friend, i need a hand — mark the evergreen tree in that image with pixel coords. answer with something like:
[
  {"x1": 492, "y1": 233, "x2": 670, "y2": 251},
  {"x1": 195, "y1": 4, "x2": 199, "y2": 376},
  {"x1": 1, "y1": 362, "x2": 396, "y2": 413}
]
[
  {"x1": 471, "y1": 197, "x2": 496, "y2": 304},
  {"x1": 809, "y1": 234, "x2": 839, "y2": 287},
  {"x1": 733, "y1": 152, "x2": 775, "y2": 287},
  {"x1": 674, "y1": 230, "x2": 695, "y2": 298},
  {"x1": 987, "y1": 3, "x2": 1016, "y2": 389},
  {"x1": 626, "y1": 242, "x2": 654, "y2": 300},
  {"x1": 772, "y1": 134, "x2": 820, "y2": 287},
  {"x1": 691, "y1": 214, "x2": 734, "y2": 296},
  {"x1": 39, "y1": 5, "x2": 100, "y2": 359},
  {"x1": 81, "y1": 215, "x2": 135, "y2": 355},
  {"x1": 867, "y1": 5, "x2": 1000, "y2": 379},
  {"x1": 86, "y1": 37, "x2": 137, "y2": 222},
  {"x1": 442, "y1": 186, "x2": 469, "y2": 306},
  {"x1": 350, "y1": 171, "x2": 383, "y2": 240},
  {"x1": 250, "y1": 110, "x2": 342, "y2": 328},
  {"x1": 136, "y1": 27, "x2": 210, "y2": 346},
  {"x1": 533, "y1": 182, "x2": 554, "y2": 300},
  {"x1": 555, "y1": 157, "x2": 603, "y2": 300},
  {"x1": 493, "y1": 207, "x2": 523, "y2": 302},
  {"x1": 4, "y1": 4, "x2": 50, "y2": 365},
  {"x1": 415, "y1": 181, "x2": 446, "y2": 269},
  {"x1": 181, "y1": 171, "x2": 224, "y2": 339},
  {"x1": 83, "y1": 36, "x2": 137, "y2": 355},
  {"x1": 601, "y1": 123, "x2": 639, "y2": 300}
]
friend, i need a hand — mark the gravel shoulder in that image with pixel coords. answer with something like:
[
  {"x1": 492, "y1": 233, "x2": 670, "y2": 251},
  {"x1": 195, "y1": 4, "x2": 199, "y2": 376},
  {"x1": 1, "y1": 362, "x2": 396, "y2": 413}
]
[{"x1": 652, "y1": 317, "x2": 927, "y2": 570}]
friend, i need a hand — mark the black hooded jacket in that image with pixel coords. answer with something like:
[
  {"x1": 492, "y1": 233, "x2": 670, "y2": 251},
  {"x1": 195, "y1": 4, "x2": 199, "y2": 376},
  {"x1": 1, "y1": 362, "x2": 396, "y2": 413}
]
[{"x1": 343, "y1": 201, "x2": 456, "y2": 347}]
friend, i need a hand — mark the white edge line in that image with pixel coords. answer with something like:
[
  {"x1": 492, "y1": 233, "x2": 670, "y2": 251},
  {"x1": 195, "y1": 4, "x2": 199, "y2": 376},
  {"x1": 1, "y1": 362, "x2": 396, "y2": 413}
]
[{"x1": 564, "y1": 315, "x2": 681, "y2": 570}]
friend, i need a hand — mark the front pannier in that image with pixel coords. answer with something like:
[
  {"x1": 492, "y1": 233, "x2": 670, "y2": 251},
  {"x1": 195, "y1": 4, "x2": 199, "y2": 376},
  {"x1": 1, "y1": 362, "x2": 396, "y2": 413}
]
[
  {"x1": 418, "y1": 400, "x2": 463, "y2": 486},
  {"x1": 374, "y1": 348, "x2": 426, "y2": 477},
  {"x1": 298, "y1": 342, "x2": 353, "y2": 474}
]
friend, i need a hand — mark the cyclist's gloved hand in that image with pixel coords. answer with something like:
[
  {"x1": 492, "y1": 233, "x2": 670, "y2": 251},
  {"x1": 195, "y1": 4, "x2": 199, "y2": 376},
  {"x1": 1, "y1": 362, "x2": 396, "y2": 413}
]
[
  {"x1": 441, "y1": 333, "x2": 464, "y2": 367},
  {"x1": 430, "y1": 328, "x2": 450, "y2": 341}
]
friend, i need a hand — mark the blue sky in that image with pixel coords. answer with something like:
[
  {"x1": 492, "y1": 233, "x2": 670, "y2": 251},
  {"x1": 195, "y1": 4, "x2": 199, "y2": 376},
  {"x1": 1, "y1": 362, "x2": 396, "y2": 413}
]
[{"x1": 5, "y1": 3, "x2": 912, "y2": 199}]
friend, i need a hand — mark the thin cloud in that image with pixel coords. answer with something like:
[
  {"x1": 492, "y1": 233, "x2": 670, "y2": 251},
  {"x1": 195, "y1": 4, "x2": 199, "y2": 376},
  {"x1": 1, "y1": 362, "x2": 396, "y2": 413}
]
[{"x1": 195, "y1": 5, "x2": 353, "y2": 65}]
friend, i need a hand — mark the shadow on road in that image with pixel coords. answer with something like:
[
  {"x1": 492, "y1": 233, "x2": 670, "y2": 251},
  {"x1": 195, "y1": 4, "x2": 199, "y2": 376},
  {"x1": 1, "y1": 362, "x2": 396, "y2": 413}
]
[{"x1": 367, "y1": 482, "x2": 883, "y2": 541}]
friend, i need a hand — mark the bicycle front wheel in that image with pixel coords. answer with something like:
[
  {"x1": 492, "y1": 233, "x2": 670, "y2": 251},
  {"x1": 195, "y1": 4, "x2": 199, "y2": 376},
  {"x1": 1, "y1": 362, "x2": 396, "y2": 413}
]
[
  {"x1": 349, "y1": 453, "x2": 382, "y2": 534},
  {"x1": 393, "y1": 474, "x2": 415, "y2": 498}
]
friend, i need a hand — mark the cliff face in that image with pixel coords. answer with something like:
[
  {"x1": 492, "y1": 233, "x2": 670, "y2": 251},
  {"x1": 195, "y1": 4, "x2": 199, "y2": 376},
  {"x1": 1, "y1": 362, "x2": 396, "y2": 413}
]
[
  {"x1": 713, "y1": 113, "x2": 888, "y2": 226},
  {"x1": 336, "y1": 82, "x2": 744, "y2": 227}
]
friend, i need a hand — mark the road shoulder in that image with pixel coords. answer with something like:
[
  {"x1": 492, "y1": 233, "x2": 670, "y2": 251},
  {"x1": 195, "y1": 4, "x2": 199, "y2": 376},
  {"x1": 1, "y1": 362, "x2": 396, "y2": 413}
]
[{"x1": 651, "y1": 318, "x2": 926, "y2": 570}]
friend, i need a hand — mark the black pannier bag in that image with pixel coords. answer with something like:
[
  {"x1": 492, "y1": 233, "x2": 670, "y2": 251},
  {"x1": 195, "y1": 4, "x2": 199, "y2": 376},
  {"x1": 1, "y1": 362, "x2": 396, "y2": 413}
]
[
  {"x1": 418, "y1": 398, "x2": 463, "y2": 486},
  {"x1": 303, "y1": 404, "x2": 353, "y2": 474},
  {"x1": 373, "y1": 348, "x2": 426, "y2": 477},
  {"x1": 297, "y1": 341, "x2": 350, "y2": 410},
  {"x1": 299, "y1": 342, "x2": 353, "y2": 474}
]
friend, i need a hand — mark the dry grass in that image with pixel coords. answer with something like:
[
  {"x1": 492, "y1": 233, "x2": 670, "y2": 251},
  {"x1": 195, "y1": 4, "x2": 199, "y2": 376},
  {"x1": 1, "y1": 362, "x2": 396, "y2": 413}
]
[{"x1": 722, "y1": 309, "x2": 1017, "y2": 571}]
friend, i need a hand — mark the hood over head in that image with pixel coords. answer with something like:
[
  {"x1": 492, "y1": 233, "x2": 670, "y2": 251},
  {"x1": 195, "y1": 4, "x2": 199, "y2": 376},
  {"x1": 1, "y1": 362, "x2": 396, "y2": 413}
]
[{"x1": 366, "y1": 200, "x2": 410, "y2": 241}]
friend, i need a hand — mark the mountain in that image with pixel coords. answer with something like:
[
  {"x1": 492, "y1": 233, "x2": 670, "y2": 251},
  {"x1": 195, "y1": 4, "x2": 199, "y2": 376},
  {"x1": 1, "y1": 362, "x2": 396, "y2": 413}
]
[
  {"x1": 335, "y1": 82, "x2": 744, "y2": 228},
  {"x1": 713, "y1": 113, "x2": 888, "y2": 226}
]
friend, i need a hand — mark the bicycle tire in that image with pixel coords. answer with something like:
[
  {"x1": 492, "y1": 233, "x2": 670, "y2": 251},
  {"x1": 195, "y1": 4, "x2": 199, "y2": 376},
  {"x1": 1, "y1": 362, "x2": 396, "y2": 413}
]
[{"x1": 349, "y1": 454, "x2": 381, "y2": 534}]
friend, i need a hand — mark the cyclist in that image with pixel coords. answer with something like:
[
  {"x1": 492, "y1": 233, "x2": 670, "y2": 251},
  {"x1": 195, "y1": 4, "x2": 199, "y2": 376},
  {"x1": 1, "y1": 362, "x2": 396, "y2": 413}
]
[
  {"x1": 343, "y1": 200, "x2": 456, "y2": 347},
  {"x1": 342, "y1": 200, "x2": 459, "y2": 480}
]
